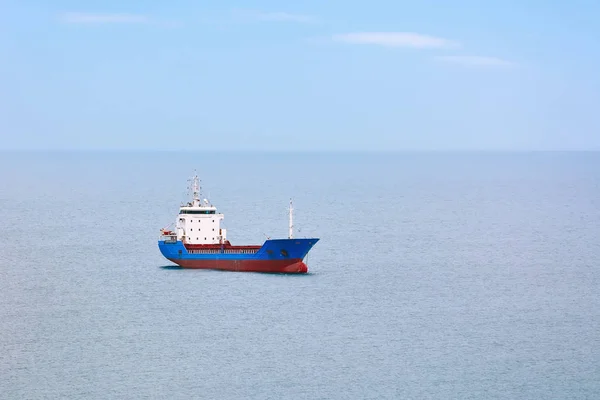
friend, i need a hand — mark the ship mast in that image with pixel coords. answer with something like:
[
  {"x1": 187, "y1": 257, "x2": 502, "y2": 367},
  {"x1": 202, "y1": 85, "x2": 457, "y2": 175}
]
[
  {"x1": 192, "y1": 172, "x2": 201, "y2": 207},
  {"x1": 288, "y1": 198, "x2": 293, "y2": 239}
]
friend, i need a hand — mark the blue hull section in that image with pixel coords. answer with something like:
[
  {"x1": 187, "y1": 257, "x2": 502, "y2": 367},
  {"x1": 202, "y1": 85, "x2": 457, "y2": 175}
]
[{"x1": 158, "y1": 238, "x2": 319, "y2": 261}]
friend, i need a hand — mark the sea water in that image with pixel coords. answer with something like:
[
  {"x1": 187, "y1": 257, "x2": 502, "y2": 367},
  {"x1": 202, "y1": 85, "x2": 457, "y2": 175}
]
[{"x1": 1, "y1": 151, "x2": 599, "y2": 399}]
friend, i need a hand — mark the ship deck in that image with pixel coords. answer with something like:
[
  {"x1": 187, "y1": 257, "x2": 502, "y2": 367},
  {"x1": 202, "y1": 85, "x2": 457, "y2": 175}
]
[{"x1": 183, "y1": 242, "x2": 261, "y2": 254}]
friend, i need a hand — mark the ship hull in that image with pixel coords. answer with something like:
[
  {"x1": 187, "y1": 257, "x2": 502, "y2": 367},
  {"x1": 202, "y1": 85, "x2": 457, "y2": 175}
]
[
  {"x1": 158, "y1": 238, "x2": 318, "y2": 274},
  {"x1": 167, "y1": 258, "x2": 308, "y2": 273}
]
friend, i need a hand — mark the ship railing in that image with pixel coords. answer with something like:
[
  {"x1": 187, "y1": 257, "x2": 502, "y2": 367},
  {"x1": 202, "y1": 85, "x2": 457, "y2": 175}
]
[
  {"x1": 188, "y1": 249, "x2": 260, "y2": 255},
  {"x1": 160, "y1": 234, "x2": 178, "y2": 243}
]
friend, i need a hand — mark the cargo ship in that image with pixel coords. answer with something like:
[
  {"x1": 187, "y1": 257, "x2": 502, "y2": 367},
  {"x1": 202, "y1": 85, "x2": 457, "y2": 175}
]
[{"x1": 158, "y1": 173, "x2": 319, "y2": 273}]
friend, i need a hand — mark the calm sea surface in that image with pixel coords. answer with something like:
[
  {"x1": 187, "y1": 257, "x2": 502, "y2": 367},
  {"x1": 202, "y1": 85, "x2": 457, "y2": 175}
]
[{"x1": 1, "y1": 151, "x2": 599, "y2": 399}]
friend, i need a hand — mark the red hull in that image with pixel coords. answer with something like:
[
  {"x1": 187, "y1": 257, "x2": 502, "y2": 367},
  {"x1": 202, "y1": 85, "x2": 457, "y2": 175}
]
[{"x1": 167, "y1": 258, "x2": 308, "y2": 273}]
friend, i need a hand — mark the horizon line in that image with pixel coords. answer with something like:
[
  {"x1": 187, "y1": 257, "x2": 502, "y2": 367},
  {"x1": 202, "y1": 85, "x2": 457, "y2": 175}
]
[{"x1": 1, "y1": 149, "x2": 599, "y2": 153}]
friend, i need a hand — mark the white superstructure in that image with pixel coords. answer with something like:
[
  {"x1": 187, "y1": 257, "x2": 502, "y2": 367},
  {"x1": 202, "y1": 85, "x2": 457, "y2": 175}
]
[{"x1": 175, "y1": 173, "x2": 226, "y2": 245}]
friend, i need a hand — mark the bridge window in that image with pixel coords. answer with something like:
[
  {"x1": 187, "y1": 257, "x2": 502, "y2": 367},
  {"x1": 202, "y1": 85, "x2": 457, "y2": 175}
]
[{"x1": 179, "y1": 210, "x2": 216, "y2": 215}]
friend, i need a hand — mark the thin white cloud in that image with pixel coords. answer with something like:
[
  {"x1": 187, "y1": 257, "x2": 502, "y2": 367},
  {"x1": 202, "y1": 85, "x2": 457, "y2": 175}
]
[
  {"x1": 332, "y1": 32, "x2": 459, "y2": 49},
  {"x1": 258, "y1": 12, "x2": 316, "y2": 23},
  {"x1": 60, "y1": 12, "x2": 150, "y2": 24},
  {"x1": 436, "y1": 55, "x2": 515, "y2": 67},
  {"x1": 232, "y1": 9, "x2": 317, "y2": 23}
]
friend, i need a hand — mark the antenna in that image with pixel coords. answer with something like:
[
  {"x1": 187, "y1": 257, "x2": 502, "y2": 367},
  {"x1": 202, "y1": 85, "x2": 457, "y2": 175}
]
[{"x1": 288, "y1": 198, "x2": 293, "y2": 239}]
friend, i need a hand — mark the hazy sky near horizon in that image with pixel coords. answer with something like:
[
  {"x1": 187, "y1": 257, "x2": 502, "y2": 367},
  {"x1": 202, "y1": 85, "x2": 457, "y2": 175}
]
[{"x1": 1, "y1": 0, "x2": 599, "y2": 151}]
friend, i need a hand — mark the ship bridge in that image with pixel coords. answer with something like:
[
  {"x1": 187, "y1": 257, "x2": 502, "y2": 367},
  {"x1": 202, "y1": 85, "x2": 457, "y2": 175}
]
[{"x1": 173, "y1": 174, "x2": 226, "y2": 245}]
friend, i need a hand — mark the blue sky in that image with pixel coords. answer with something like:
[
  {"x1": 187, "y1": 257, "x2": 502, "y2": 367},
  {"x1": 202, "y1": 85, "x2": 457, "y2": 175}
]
[{"x1": 1, "y1": 0, "x2": 599, "y2": 151}]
